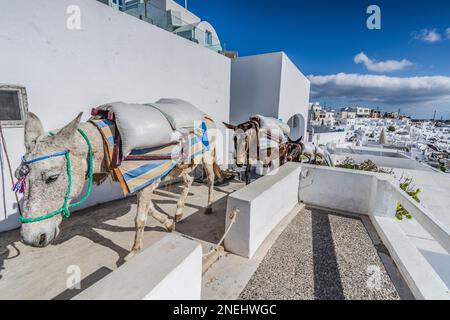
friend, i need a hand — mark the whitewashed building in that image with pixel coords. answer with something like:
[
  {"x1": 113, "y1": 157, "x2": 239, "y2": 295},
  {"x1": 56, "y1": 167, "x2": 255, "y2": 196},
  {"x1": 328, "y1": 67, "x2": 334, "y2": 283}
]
[
  {"x1": 230, "y1": 52, "x2": 310, "y2": 141},
  {"x1": 0, "y1": 0, "x2": 311, "y2": 231}
]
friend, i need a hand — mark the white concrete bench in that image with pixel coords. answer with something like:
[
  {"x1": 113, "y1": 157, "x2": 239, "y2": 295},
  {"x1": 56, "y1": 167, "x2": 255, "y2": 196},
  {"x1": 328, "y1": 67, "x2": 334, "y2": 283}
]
[
  {"x1": 73, "y1": 234, "x2": 202, "y2": 300},
  {"x1": 372, "y1": 216, "x2": 449, "y2": 300},
  {"x1": 225, "y1": 162, "x2": 302, "y2": 258}
]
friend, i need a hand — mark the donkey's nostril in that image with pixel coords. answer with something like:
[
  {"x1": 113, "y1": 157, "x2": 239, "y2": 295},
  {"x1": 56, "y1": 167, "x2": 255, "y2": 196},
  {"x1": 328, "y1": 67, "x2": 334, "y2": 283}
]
[{"x1": 38, "y1": 233, "x2": 46, "y2": 246}]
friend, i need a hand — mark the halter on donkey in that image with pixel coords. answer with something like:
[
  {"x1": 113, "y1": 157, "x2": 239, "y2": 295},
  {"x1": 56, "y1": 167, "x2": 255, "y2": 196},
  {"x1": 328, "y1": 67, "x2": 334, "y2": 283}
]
[
  {"x1": 14, "y1": 129, "x2": 94, "y2": 223},
  {"x1": 286, "y1": 137, "x2": 304, "y2": 163}
]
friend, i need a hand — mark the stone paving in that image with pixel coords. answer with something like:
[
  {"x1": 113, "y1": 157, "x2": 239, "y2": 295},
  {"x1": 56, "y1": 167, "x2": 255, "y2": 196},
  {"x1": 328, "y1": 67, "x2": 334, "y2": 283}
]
[{"x1": 239, "y1": 208, "x2": 401, "y2": 300}]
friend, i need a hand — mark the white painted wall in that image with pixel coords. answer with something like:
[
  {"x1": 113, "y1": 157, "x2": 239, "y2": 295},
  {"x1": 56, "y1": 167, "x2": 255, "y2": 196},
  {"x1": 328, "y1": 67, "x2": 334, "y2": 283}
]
[
  {"x1": 230, "y1": 52, "x2": 283, "y2": 125},
  {"x1": 278, "y1": 53, "x2": 310, "y2": 139},
  {"x1": 298, "y1": 165, "x2": 390, "y2": 216},
  {"x1": 230, "y1": 52, "x2": 310, "y2": 139},
  {"x1": 225, "y1": 162, "x2": 302, "y2": 258},
  {"x1": 0, "y1": 0, "x2": 231, "y2": 231}
]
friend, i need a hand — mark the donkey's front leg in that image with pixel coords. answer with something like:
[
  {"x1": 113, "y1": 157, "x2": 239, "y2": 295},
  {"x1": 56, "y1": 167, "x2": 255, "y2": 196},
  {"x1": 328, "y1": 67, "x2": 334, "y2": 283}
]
[
  {"x1": 204, "y1": 162, "x2": 215, "y2": 215},
  {"x1": 175, "y1": 171, "x2": 194, "y2": 222},
  {"x1": 126, "y1": 185, "x2": 152, "y2": 261}
]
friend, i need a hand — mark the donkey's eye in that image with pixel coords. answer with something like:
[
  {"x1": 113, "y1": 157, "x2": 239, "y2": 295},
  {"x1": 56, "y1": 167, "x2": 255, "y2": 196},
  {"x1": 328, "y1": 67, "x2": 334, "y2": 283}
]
[{"x1": 45, "y1": 174, "x2": 60, "y2": 184}]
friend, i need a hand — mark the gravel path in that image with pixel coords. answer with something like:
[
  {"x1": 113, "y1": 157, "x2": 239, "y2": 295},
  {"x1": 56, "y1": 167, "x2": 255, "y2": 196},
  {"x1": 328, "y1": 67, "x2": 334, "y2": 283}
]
[{"x1": 239, "y1": 208, "x2": 400, "y2": 300}]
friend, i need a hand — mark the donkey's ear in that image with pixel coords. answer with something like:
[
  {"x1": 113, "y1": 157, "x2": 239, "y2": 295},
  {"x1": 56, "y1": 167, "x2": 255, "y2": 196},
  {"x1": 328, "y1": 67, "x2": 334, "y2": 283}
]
[
  {"x1": 288, "y1": 137, "x2": 293, "y2": 143},
  {"x1": 24, "y1": 112, "x2": 44, "y2": 152},
  {"x1": 222, "y1": 122, "x2": 238, "y2": 130},
  {"x1": 52, "y1": 113, "x2": 83, "y2": 146},
  {"x1": 296, "y1": 136, "x2": 303, "y2": 144}
]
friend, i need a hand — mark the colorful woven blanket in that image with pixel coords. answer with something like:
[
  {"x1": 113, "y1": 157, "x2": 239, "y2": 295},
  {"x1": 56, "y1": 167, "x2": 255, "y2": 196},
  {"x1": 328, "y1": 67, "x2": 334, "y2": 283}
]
[{"x1": 90, "y1": 117, "x2": 214, "y2": 195}]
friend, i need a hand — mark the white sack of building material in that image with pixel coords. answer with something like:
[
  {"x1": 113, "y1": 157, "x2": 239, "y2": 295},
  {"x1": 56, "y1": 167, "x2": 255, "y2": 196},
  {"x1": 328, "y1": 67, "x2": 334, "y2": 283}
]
[
  {"x1": 253, "y1": 115, "x2": 291, "y2": 136},
  {"x1": 148, "y1": 98, "x2": 205, "y2": 131},
  {"x1": 97, "y1": 102, "x2": 179, "y2": 157}
]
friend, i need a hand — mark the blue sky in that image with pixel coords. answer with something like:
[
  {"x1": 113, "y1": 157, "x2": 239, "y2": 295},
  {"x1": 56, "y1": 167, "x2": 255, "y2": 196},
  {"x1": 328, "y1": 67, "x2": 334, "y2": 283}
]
[{"x1": 175, "y1": 0, "x2": 450, "y2": 119}]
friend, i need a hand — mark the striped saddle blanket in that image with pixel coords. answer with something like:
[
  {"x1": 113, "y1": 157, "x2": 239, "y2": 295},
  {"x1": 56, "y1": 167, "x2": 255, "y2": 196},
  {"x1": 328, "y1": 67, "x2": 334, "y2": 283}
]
[{"x1": 90, "y1": 117, "x2": 214, "y2": 195}]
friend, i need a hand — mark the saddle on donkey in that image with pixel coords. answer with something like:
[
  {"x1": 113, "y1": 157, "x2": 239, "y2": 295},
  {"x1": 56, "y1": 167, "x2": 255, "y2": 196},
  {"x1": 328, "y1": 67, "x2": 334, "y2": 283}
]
[
  {"x1": 90, "y1": 99, "x2": 214, "y2": 195},
  {"x1": 249, "y1": 115, "x2": 290, "y2": 151},
  {"x1": 250, "y1": 115, "x2": 290, "y2": 137}
]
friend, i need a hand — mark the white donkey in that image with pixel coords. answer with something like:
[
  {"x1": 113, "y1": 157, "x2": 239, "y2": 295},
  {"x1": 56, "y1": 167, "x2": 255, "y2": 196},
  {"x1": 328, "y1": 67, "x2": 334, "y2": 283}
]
[{"x1": 16, "y1": 112, "x2": 219, "y2": 260}]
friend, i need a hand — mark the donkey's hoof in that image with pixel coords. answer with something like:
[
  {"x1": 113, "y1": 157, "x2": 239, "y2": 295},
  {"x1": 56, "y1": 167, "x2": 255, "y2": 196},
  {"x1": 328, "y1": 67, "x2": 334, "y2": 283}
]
[
  {"x1": 175, "y1": 214, "x2": 183, "y2": 223},
  {"x1": 166, "y1": 220, "x2": 176, "y2": 232},
  {"x1": 125, "y1": 250, "x2": 140, "y2": 262},
  {"x1": 205, "y1": 207, "x2": 213, "y2": 215}
]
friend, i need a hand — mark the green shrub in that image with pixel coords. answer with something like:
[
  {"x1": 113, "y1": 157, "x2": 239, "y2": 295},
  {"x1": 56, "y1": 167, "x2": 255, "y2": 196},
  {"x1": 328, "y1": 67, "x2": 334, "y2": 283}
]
[
  {"x1": 336, "y1": 157, "x2": 391, "y2": 173},
  {"x1": 337, "y1": 157, "x2": 421, "y2": 221},
  {"x1": 396, "y1": 178, "x2": 420, "y2": 220}
]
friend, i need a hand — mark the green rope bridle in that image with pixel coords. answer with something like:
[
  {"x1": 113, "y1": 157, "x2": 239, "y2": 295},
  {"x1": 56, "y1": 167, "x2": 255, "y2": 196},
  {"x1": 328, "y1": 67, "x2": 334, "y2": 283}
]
[{"x1": 19, "y1": 129, "x2": 94, "y2": 223}]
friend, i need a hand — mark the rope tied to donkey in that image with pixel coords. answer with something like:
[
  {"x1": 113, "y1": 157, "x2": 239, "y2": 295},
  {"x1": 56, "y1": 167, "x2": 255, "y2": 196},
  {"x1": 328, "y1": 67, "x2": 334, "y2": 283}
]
[{"x1": 203, "y1": 208, "x2": 240, "y2": 258}]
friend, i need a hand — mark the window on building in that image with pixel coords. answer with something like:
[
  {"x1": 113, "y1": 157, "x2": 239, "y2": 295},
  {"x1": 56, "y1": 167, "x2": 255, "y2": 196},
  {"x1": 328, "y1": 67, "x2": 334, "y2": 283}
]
[
  {"x1": 205, "y1": 30, "x2": 213, "y2": 46},
  {"x1": 0, "y1": 85, "x2": 28, "y2": 127}
]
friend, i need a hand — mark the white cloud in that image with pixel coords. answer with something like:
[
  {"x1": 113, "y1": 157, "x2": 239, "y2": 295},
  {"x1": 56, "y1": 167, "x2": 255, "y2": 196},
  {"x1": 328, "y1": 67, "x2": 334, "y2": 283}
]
[
  {"x1": 412, "y1": 28, "x2": 442, "y2": 43},
  {"x1": 308, "y1": 73, "x2": 450, "y2": 105},
  {"x1": 354, "y1": 52, "x2": 413, "y2": 72},
  {"x1": 447, "y1": 28, "x2": 450, "y2": 39}
]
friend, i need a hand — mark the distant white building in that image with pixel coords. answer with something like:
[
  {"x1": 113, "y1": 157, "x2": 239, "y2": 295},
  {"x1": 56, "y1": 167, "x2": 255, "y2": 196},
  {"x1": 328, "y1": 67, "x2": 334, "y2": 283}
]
[
  {"x1": 356, "y1": 107, "x2": 371, "y2": 118},
  {"x1": 105, "y1": 0, "x2": 223, "y2": 52},
  {"x1": 338, "y1": 107, "x2": 357, "y2": 119},
  {"x1": 311, "y1": 126, "x2": 346, "y2": 146}
]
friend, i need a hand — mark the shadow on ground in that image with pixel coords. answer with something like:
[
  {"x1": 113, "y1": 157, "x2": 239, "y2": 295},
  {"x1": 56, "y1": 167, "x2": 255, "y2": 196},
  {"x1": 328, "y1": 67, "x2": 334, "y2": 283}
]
[
  {"x1": 239, "y1": 207, "x2": 401, "y2": 300},
  {"x1": 311, "y1": 211, "x2": 346, "y2": 300}
]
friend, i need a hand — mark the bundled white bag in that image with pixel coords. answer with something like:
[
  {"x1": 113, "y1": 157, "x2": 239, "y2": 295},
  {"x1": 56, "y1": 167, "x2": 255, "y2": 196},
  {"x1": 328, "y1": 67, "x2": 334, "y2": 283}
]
[
  {"x1": 97, "y1": 102, "x2": 180, "y2": 157},
  {"x1": 253, "y1": 115, "x2": 291, "y2": 136},
  {"x1": 148, "y1": 98, "x2": 205, "y2": 131}
]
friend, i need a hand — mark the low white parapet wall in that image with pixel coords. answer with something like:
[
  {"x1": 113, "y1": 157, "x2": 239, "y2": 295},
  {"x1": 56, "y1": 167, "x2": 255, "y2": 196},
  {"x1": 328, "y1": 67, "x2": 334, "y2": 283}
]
[
  {"x1": 298, "y1": 164, "x2": 399, "y2": 217},
  {"x1": 298, "y1": 164, "x2": 450, "y2": 253},
  {"x1": 298, "y1": 164, "x2": 450, "y2": 300},
  {"x1": 73, "y1": 234, "x2": 202, "y2": 300},
  {"x1": 224, "y1": 162, "x2": 302, "y2": 258}
]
